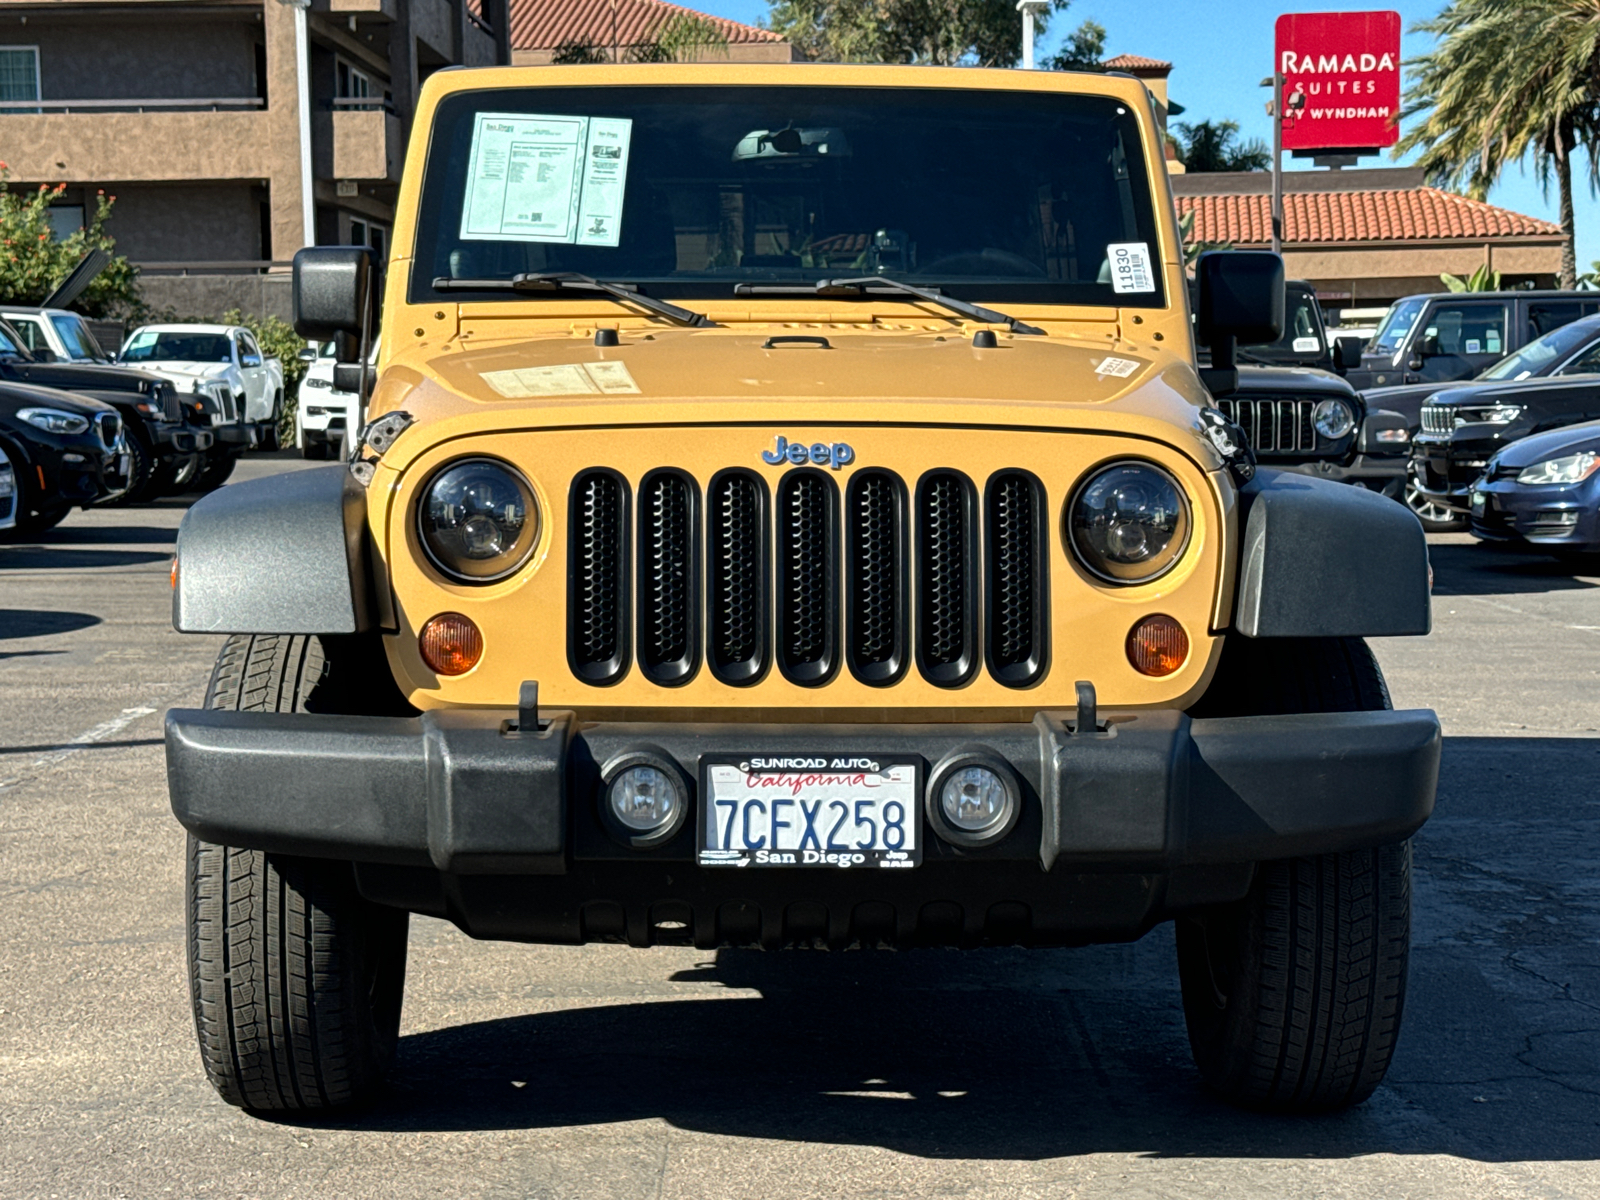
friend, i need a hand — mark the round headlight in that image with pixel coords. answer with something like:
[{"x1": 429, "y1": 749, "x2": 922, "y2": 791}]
[
  {"x1": 1313, "y1": 398, "x2": 1356, "y2": 440},
  {"x1": 1067, "y1": 462, "x2": 1191, "y2": 585},
  {"x1": 419, "y1": 458, "x2": 539, "y2": 583}
]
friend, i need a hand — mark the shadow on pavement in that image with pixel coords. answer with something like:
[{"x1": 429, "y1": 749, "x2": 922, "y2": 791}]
[
  {"x1": 1429, "y1": 542, "x2": 1600, "y2": 596},
  {"x1": 0, "y1": 609, "x2": 102, "y2": 638},
  {"x1": 264, "y1": 735, "x2": 1600, "y2": 1165},
  {"x1": 25, "y1": 524, "x2": 178, "y2": 545},
  {"x1": 0, "y1": 547, "x2": 170, "y2": 570}
]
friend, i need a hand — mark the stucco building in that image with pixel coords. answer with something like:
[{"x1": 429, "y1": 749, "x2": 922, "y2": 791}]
[{"x1": 0, "y1": 0, "x2": 511, "y2": 317}]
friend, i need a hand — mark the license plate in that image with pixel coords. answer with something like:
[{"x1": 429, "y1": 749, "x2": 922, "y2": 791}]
[
  {"x1": 118, "y1": 452, "x2": 132, "y2": 477},
  {"x1": 698, "y1": 755, "x2": 920, "y2": 869}
]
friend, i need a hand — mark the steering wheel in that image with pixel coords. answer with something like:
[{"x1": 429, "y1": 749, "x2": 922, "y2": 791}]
[{"x1": 917, "y1": 249, "x2": 1047, "y2": 277}]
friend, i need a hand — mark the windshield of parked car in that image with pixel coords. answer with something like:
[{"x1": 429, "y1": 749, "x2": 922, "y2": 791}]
[
  {"x1": 51, "y1": 314, "x2": 105, "y2": 361},
  {"x1": 1265, "y1": 289, "x2": 1324, "y2": 354},
  {"x1": 1478, "y1": 318, "x2": 1600, "y2": 380},
  {"x1": 120, "y1": 332, "x2": 233, "y2": 364},
  {"x1": 1371, "y1": 298, "x2": 1424, "y2": 354},
  {"x1": 410, "y1": 85, "x2": 1168, "y2": 308}
]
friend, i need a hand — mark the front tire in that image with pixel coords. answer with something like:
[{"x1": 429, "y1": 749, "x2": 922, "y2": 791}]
[
  {"x1": 193, "y1": 453, "x2": 237, "y2": 491},
  {"x1": 1179, "y1": 637, "x2": 1412, "y2": 1112},
  {"x1": 187, "y1": 634, "x2": 409, "y2": 1112},
  {"x1": 1404, "y1": 482, "x2": 1466, "y2": 533}
]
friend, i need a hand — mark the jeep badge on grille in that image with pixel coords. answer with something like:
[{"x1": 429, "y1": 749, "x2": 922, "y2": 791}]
[{"x1": 763, "y1": 435, "x2": 855, "y2": 469}]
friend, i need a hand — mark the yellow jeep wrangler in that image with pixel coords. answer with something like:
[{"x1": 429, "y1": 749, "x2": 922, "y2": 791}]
[{"x1": 166, "y1": 63, "x2": 1439, "y2": 1116}]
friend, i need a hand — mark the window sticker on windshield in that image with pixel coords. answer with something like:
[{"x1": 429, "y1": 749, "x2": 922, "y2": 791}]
[
  {"x1": 481, "y1": 361, "x2": 641, "y2": 398},
  {"x1": 1465, "y1": 339, "x2": 1481, "y2": 354},
  {"x1": 459, "y1": 113, "x2": 632, "y2": 247},
  {"x1": 1094, "y1": 356, "x2": 1143, "y2": 378},
  {"x1": 1293, "y1": 336, "x2": 1320, "y2": 353},
  {"x1": 1486, "y1": 330, "x2": 1502, "y2": 352},
  {"x1": 1106, "y1": 242, "x2": 1155, "y2": 294}
]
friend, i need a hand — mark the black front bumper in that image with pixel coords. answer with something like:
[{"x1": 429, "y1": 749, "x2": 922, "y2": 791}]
[{"x1": 166, "y1": 706, "x2": 1440, "y2": 947}]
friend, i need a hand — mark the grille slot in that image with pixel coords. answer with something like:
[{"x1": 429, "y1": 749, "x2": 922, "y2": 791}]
[
  {"x1": 914, "y1": 470, "x2": 979, "y2": 687},
  {"x1": 706, "y1": 469, "x2": 769, "y2": 685},
  {"x1": 95, "y1": 412, "x2": 121, "y2": 450},
  {"x1": 567, "y1": 469, "x2": 630, "y2": 685},
  {"x1": 984, "y1": 470, "x2": 1049, "y2": 687},
  {"x1": 844, "y1": 469, "x2": 909, "y2": 686},
  {"x1": 1217, "y1": 397, "x2": 1318, "y2": 455},
  {"x1": 636, "y1": 469, "x2": 699, "y2": 686},
  {"x1": 775, "y1": 469, "x2": 840, "y2": 686},
  {"x1": 1420, "y1": 404, "x2": 1454, "y2": 436}
]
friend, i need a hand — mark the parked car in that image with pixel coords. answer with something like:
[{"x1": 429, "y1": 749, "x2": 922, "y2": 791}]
[
  {"x1": 119, "y1": 324, "x2": 285, "y2": 487},
  {"x1": 1468, "y1": 418, "x2": 1600, "y2": 557},
  {"x1": 0, "y1": 380, "x2": 129, "y2": 538},
  {"x1": 0, "y1": 441, "x2": 15, "y2": 532},
  {"x1": 0, "y1": 318, "x2": 201, "y2": 504},
  {"x1": 1365, "y1": 313, "x2": 1600, "y2": 530},
  {"x1": 294, "y1": 340, "x2": 366, "y2": 460},
  {"x1": 1411, "y1": 374, "x2": 1600, "y2": 516},
  {"x1": 1345, "y1": 290, "x2": 1600, "y2": 392},
  {"x1": 1, "y1": 305, "x2": 114, "y2": 364}
]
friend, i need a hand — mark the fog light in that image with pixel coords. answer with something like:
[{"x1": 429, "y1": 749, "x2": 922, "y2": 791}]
[
  {"x1": 1127, "y1": 614, "x2": 1188, "y2": 677},
  {"x1": 419, "y1": 612, "x2": 483, "y2": 676},
  {"x1": 601, "y1": 755, "x2": 689, "y2": 847},
  {"x1": 928, "y1": 756, "x2": 1019, "y2": 847}
]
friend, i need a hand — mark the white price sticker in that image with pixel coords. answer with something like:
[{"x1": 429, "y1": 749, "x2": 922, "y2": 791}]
[
  {"x1": 1094, "y1": 356, "x2": 1143, "y2": 378},
  {"x1": 460, "y1": 112, "x2": 632, "y2": 247},
  {"x1": 481, "y1": 361, "x2": 641, "y2": 398},
  {"x1": 1106, "y1": 242, "x2": 1156, "y2": 294}
]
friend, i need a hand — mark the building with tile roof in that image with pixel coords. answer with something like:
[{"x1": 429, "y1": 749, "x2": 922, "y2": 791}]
[
  {"x1": 509, "y1": 0, "x2": 796, "y2": 64},
  {"x1": 1173, "y1": 167, "x2": 1565, "y2": 313}
]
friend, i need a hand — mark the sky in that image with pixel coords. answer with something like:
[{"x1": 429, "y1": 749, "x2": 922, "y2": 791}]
[{"x1": 690, "y1": 0, "x2": 1600, "y2": 273}]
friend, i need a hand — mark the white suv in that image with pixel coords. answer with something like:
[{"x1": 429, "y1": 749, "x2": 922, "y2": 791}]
[{"x1": 294, "y1": 341, "x2": 367, "y2": 460}]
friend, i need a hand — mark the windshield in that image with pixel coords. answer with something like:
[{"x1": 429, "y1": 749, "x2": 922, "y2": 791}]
[
  {"x1": 121, "y1": 332, "x2": 233, "y2": 364},
  {"x1": 1479, "y1": 319, "x2": 1600, "y2": 380},
  {"x1": 411, "y1": 85, "x2": 1167, "y2": 307},
  {"x1": 1371, "y1": 298, "x2": 1424, "y2": 354},
  {"x1": 1265, "y1": 289, "x2": 1324, "y2": 354},
  {"x1": 51, "y1": 313, "x2": 105, "y2": 361},
  {"x1": 0, "y1": 321, "x2": 27, "y2": 359}
]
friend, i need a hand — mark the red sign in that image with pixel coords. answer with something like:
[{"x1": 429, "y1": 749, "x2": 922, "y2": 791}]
[{"x1": 1275, "y1": 11, "x2": 1401, "y2": 152}]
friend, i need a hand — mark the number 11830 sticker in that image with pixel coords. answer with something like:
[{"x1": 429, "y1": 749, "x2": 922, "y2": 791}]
[{"x1": 1106, "y1": 242, "x2": 1156, "y2": 294}]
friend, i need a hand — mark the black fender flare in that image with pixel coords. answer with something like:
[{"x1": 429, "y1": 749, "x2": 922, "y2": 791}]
[
  {"x1": 173, "y1": 464, "x2": 372, "y2": 634},
  {"x1": 1234, "y1": 468, "x2": 1431, "y2": 638}
]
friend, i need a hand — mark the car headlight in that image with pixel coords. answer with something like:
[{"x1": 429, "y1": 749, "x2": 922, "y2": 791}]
[
  {"x1": 17, "y1": 407, "x2": 89, "y2": 435},
  {"x1": 1067, "y1": 461, "x2": 1191, "y2": 584},
  {"x1": 1517, "y1": 451, "x2": 1600, "y2": 485},
  {"x1": 303, "y1": 376, "x2": 332, "y2": 390},
  {"x1": 418, "y1": 457, "x2": 540, "y2": 583},
  {"x1": 1313, "y1": 398, "x2": 1356, "y2": 439},
  {"x1": 1457, "y1": 404, "x2": 1522, "y2": 426}
]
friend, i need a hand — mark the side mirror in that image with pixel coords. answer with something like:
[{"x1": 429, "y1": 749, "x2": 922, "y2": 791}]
[
  {"x1": 33, "y1": 347, "x2": 58, "y2": 363},
  {"x1": 1335, "y1": 336, "x2": 1365, "y2": 370},
  {"x1": 241, "y1": 353, "x2": 262, "y2": 368},
  {"x1": 297, "y1": 346, "x2": 318, "y2": 363},
  {"x1": 332, "y1": 363, "x2": 372, "y2": 398},
  {"x1": 1194, "y1": 250, "x2": 1286, "y2": 395},
  {"x1": 292, "y1": 246, "x2": 377, "y2": 342}
]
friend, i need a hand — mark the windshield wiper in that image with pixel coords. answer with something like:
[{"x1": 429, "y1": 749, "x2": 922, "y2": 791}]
[
  {"x1": 734, "y1": 277, "x2": 1044, "y2": 335},
  {"x1": 432, "y1": 272, "x2": 711, "y2": 328}
]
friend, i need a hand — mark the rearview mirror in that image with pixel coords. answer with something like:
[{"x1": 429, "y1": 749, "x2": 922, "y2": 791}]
[
  {"x1": 292, "y1": 246, "x2": 377, "y2": 342},
  {"x1": 1194, "y1": 250, "x2": 1286, "y2": 395},
  {"x1": 1335, "y1": 336, "x2": 1365, "y2": 370}
]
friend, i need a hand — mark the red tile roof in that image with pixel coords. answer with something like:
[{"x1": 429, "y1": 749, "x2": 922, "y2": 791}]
[
  {"x1": 509, "y1": 0, "x2": 785, "y2": 50},
  {"x1": 1101, "y1": 54, "x2": 1172, "y2": 71},
  {"x1": 1177, "y1": 187, "x2": 1562, "y2": 245}
]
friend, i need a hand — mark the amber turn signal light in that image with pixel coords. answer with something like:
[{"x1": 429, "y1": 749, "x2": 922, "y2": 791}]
[
  {"x1": 1126, "y1": 614, "x2": 1188, "y2": 677},
  {"x1": 419, "y1": 613, "x2": 483, "y2": 676}
]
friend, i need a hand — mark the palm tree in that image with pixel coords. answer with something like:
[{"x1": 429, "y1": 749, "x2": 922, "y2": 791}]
[{"x1": 1398, "y1": 0, "x2": 1600, "y2": 288}]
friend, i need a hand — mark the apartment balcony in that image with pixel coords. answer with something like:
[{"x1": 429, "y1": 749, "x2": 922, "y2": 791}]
[
  {"x1": 316, "y1": 100, "x2": 403, "y2": 185},
  {"x1": 0, "y1": 98, "x2": 271, "y2": 183}
]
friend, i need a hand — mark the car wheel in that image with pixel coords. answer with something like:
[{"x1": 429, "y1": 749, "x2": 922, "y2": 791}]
[
  {"x1": 187, "y1": 634, "x2": 409, "y2": 1112},
  {"x1": 301, "y1": 438, "x2": 325, "y2": 460},
  {"x1": 105, "y1": 425, "x2": 157, "y2": 506},
  {"x1": 1403, "y1": 483, "x2": 1466, "y2": 533},
  {"x1": 257, "y1": 393, "x2": 283, "y2": 453},
  {"x1": 193, "y1": 454, "x2": 237, "y2": 491},
  {"x1": 3, "y1": 504, "x2": 71, "y2": 539},
  {"x1": 1179, "y1": 636, "x2": 1411, "y2": 1112}
]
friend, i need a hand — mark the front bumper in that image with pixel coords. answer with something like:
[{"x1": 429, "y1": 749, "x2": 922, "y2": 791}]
[
  {"x1": 1469, "y1": 477, "x2": 1600, "y2": 549},
  {"x1": 166, "y1": 705, "x2": 1441, "y2": 947}
]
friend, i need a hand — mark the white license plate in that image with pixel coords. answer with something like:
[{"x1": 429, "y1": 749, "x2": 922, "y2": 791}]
[
  {"x1": 118, "y1": 452, "x2": 132, "y2": 477},
  {"x1": 698, "y1": 756, "x2": 920, "y2": 869}
]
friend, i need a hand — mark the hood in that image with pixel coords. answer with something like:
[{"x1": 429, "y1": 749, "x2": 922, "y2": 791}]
[
  {"x1": 5, "y1": 360, "x2": 163, "y2": 395},
  {"x1": 1492, "y1": 418, "x2": 1600, "y2": 470},
  {"x1": 132, "y1": 361, "x2": 231, "y2": 385},
  {"x1": 1232, "y1": 364, "x2": 1358, "y2": 398},
  {"x1": 371, "y1": 327, "x2": 1213, "y2": 465},
  {"x1": 0, "y1": 379, "x2": 117, "y2": 417},
  {"x1": 1427, "y1": 375, "x2": 1600, "y2": 407},
  {"x1": 1361, "y1": 379, "x2": 1486, "y2": 423}
]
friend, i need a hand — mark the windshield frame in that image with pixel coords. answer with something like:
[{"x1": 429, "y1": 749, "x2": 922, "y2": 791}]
[
  {"x1": 1370, "y1": 297, "x2": 1425, "y2": 355},
  {"x1": 407, "y1": 82, "x2": 1172, "y2": 311}
]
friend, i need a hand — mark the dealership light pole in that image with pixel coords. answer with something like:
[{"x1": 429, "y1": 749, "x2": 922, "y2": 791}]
[
  {"x1": 1261, "y1": 73, "x2": 1284, "y2": 256},
  {"x1": 277, "y1": 0, "x2": 315, "y2": 250},
  {"x1": 1017, "y1": 0, "x2": 1049, "y2": 70}
]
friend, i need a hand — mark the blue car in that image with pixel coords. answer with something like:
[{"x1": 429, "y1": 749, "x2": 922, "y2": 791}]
[{"x1": 1470, "y1": 418, "x2": 1600, "y2": 555}]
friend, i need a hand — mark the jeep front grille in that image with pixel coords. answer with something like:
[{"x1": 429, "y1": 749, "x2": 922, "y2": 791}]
[
  {"x1": 1420, "y1": 404, "x2": 1454, "y2": 436},
  {"x1": 567, "y1": 466, "x2": 1054, "y2": 690},
  {"x1": 1216, "y1": 397, "x2": 1317, "y2": 455}
]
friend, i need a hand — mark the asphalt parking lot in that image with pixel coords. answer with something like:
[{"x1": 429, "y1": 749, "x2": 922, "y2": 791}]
[{"x1": 2, "y1": 453, "x2": 1598, "y2": 1199}]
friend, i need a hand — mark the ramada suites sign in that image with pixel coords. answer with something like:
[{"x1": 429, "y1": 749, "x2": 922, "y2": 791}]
[{"x1": 1275, "y1": 10, "x2": 1402, "y2": 152}]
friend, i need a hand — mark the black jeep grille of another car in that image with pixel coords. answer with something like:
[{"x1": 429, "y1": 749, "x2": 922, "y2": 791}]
[
  {"x1": 567, "y1": 470, "x2": 630, "y2": 685},
  {"x1": 1216, "y1": 397, "x2": 1318, "y2": 455},
  {"x1": 1420, "y1": 404, "x2": 1454, "y2": 436},
  {"x1": 566, "y1": 467, "x2": 1048, "y2": 691}
]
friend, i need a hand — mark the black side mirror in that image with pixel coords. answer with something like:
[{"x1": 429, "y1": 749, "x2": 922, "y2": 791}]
[
  {"x1": 33, "y1": 347, "x2": 58, "y2": 363},
  {"x1": 1335, "y1": 336, "x2": 1365, "y2": 370},
  {"x1": 1194, "y1": 250, "x2": 1285, "y2": 395},
  {"x1": 332, "y1": 363, "x2": 372, "y2": 396},
  {"x1": 292, "y1": 246, "x2": 376, "y2": 343}
]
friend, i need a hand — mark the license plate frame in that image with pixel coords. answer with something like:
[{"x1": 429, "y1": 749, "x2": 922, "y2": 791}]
[{"x1": 697, "y1": 755, "x2": 922, "y2": 869}]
